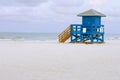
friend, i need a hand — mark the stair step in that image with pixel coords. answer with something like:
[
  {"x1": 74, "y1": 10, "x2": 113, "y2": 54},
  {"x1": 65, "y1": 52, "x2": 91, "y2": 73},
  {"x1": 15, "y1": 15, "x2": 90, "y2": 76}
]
[{"x1": 58, "y1": 26, "x2": 70, "y2": 43}]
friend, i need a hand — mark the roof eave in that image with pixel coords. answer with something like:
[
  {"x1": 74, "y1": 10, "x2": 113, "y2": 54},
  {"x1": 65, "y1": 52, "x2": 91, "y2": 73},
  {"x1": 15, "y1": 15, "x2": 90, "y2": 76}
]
[{"x1": 77, "y1": 15, "x2": 106, "y2": 17}]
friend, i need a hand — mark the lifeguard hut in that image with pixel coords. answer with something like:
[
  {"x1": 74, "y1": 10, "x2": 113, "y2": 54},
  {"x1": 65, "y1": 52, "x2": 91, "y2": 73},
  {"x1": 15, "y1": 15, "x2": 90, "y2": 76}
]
[{"x1": 58, "y1": 9, "x2": 106, "y2": 43}]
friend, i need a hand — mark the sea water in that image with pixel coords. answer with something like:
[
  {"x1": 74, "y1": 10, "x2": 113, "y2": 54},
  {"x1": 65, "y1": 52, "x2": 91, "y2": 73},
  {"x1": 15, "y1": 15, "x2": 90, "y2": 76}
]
[
  {"x1": 0, "y1": 32, "x2": 58, "y2": 41},
  {"x1": 0, "y1": 32, "x2": 119, "y2": 41}
]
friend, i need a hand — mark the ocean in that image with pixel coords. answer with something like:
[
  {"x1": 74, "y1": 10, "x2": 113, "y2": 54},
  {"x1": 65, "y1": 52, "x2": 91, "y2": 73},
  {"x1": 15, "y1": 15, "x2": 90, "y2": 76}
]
[
  {"x1": 0, "y1": 32, "x2": 119, "y2": 41},
  {"x1": 0, "y1": 32, "x2": 58, "y2": 41}
]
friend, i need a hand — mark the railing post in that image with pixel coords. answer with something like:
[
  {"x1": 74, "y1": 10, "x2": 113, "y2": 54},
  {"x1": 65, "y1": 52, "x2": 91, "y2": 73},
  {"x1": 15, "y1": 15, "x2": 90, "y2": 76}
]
[{"x1": 70, "y1": 25, "x2": 73, "y2": 42}]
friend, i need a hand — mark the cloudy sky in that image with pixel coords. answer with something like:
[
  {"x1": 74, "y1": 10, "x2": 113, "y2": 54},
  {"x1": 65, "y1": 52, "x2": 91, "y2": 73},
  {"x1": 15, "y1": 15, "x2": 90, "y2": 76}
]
[{"x1": 0, "y1": 0, "x2": 119, "y2": 33}]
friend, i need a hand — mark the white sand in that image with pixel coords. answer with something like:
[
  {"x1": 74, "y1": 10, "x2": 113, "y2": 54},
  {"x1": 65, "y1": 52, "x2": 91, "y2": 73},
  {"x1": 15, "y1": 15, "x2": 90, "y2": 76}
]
[{"x1": 0, "y1": 40, "x2": 120, "y2": 80}]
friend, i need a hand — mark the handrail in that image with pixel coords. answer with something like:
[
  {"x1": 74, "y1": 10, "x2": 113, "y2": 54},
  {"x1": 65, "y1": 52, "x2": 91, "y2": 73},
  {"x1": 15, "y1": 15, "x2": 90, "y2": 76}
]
[
  {"x1": 58, "y1": 26, "x2": 70, "y2": 43},
  {"x1": 58, "y1": 26, "x2": 70, "y2": 37}
]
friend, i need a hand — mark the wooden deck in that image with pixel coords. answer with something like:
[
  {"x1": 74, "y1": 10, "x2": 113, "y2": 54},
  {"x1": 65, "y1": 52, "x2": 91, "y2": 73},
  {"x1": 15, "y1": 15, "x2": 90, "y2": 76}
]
[{"x1": 58, "y1": 26, "x2": 70, "y2": 43}]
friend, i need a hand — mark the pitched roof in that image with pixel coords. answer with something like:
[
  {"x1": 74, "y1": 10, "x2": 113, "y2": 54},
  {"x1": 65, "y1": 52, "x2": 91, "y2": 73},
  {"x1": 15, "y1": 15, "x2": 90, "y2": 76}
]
[{"x1": 77, "y1": 9, "x2": 106, "y2": 17}]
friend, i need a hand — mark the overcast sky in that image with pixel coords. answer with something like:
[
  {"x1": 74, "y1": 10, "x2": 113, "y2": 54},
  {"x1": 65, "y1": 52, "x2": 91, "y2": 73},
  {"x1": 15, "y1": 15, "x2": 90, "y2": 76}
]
[{"x1": 0, "y1": 0, "x2": 119, "y2": 33}]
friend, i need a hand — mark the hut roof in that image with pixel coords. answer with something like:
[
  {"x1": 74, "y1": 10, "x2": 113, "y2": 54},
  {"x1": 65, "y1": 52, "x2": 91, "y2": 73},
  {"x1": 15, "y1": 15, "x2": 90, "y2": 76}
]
[{"x1": 77, "y1": 9, "x2": 106, "y2": 17}]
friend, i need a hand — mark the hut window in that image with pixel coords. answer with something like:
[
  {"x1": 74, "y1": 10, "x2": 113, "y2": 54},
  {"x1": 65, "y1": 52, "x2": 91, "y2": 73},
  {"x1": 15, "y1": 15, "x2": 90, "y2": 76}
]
[
  {"x1": 77, "y1": 26, "x2": 81, "y2": 29},
  {"x1": 100, "y1": 27, "x2": 104, "y2": 32},
  {"x1": 83, "y1": 28, "x2": 86, "y2": 33},
  {"x1": 73, "y1": 26, "x2": 76, "y2": 28},
  {"x1": 97, "y1": 28, "x2": 100, "y2": 32}
]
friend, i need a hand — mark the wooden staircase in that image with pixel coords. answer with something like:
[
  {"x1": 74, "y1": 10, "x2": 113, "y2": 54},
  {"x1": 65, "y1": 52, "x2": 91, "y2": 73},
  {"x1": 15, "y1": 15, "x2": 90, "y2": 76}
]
[{"x1": 58, "y1": 26, "x2": 70, "y2": 43}]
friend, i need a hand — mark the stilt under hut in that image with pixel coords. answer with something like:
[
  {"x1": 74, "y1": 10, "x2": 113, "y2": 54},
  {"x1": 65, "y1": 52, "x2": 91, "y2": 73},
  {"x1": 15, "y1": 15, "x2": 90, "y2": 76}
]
[{"x1": 58, "y1": 9, "x2": 106, "y2": 43}]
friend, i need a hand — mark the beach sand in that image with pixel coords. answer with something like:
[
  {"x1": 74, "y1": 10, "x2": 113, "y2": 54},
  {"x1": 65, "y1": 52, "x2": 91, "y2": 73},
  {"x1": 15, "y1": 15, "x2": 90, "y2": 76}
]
[{"x1": 0, "y1": 40, "x2": 120, "y2": 80}]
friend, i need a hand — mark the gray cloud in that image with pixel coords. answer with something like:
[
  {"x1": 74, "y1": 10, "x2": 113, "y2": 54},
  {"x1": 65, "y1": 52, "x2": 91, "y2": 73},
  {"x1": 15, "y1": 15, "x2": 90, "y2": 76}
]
[
  {"x1": 0, "y1": 0, "x2": 48, "y2": 6},
  {"x1": 0, "y1": 0, "x2": 17, "y2": 6},
  {"x1": 16, "y1": 0, "x2": 48, "y2": 6},
  {"x1": 50, "y1": 0, "x2": 85, "y2": 15},
  {"x1": 52, "y1": 0, "x2": 84, "y2": 7}
]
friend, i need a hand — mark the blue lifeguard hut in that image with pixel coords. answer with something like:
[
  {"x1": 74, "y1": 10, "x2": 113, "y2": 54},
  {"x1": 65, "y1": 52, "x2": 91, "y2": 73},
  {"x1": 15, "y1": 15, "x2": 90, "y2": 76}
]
[
  {"x1": 70, "y1": 9, "x2": 106, "y2": 43},
  {"x1": 58, "y1": 9, "x2": 106, "y2": 43}
]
